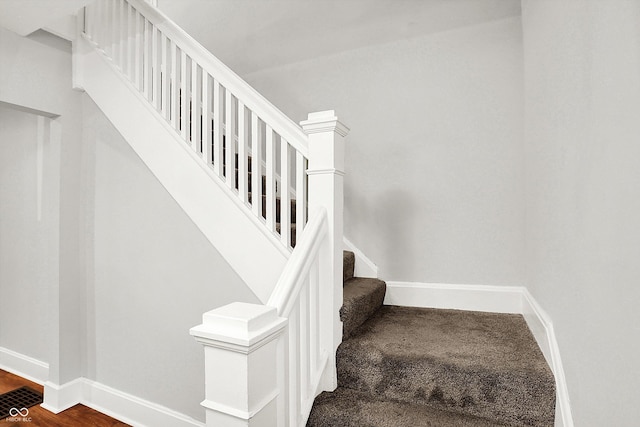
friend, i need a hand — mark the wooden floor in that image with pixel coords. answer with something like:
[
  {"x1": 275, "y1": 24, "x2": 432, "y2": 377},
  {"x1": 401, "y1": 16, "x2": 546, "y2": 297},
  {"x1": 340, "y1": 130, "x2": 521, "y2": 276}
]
[{"x1": 0, "y1": 369, "x2": 129, "y2": 426}]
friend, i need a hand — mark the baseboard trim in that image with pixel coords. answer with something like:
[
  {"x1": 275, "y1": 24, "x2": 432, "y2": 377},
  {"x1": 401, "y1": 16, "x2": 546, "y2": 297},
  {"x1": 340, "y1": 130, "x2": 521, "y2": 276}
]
[
  {"x1": 522, "y1": 290, "x2": 574, "y2": 427},
  {"x1": 384, "y1": 281, "x2": 574, "y2": 427},
  {"x1": 0, "y1": 346, "x2": 49, "y2": 385},
  {"x1": 40, "y1": 377, "x2": 205, "y2": 426},
  {"x1": 384, "y1": 281, "x2": 523, "y2": 314},
  {"x1": 343, "y1": 237, "x2": 378, "y2": 278},
  {"x1": 42, "y1": 379, "x2": 85, "y2": 413},
  {"x1": 83, "y1": 379, "x2": 205, "y2": 427}
]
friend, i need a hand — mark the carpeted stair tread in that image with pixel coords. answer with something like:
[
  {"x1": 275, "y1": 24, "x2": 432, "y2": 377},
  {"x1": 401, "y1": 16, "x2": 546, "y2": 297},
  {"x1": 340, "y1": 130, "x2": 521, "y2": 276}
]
[
  {"x1": 337, "y1": 306, "x2": 555, "y2": 426},
  {"x1": 307, "y1": 387, "x2": 510, "y2": 427},
  {"x1": 341, "y1": 277, "x2": 386, "y2": 340},
  {"x1": 343, "y1": 251, "x2": 355, "y2": 283}
]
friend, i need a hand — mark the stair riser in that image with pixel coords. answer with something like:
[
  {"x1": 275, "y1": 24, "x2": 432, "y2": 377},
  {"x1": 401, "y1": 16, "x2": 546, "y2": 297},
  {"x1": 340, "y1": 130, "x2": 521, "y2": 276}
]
[
  {"x1": 343, "y1": 251, "x2": 355, "y2": 284},
  {"x1": 340, "y1": 278, "x2": 386, "y2": 339}
]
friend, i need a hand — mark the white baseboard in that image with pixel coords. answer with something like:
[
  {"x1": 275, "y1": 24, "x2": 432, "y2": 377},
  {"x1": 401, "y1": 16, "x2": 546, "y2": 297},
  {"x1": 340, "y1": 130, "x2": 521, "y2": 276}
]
[
  {"x1": 0, "y1": 346, "x2": 49, "y2": 385},
  {"x1": 343, "y1": 237, "x2": 378, "y2": 278},
  {"x1": 522, "y1": 290, "x2": 574, "y2": 427},
  {"x1": 0, "y1": 356, "x2": 203, "y2": 427},
  {"x1": 41, "y1": 379, "x2": 85, "y2": 413},
  {"x1": 384, "y1": 281, "x2": 573, "y2": 427},
  {"x1": 384, "y1": 281, "x2": 522, "y2": 313},
  {"x1": 82, "y1": 379, "x2": 205, "y2": 427},
  {"x1": 40, "y1": 377, "x2": 204, "y2": 427}
]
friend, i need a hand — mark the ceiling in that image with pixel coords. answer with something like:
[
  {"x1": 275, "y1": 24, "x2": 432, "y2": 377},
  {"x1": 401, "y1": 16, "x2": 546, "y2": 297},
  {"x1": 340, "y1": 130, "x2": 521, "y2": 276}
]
[{"x1": 158, "y1": 0, "x2": 521, "y2": 75}]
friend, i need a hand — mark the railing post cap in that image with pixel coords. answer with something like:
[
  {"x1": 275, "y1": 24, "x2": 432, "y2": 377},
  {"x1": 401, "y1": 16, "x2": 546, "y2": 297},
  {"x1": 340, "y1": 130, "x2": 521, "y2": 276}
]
[
  {"x1": 300, "y1": 110, "x2": 350, "y2": 137},
  {"x1": 190, "y1": 302, "x2": 286, "y2": 351}
]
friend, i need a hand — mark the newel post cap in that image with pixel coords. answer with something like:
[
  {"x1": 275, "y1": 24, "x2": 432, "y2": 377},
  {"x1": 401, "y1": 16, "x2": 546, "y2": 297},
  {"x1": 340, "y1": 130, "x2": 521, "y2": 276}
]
[
  {"x1": 190, "y1": 302, "x2": 286, "y2": 352},
  {"x1": 300, "y1": 110, "x2": 350, "y2": 137}
]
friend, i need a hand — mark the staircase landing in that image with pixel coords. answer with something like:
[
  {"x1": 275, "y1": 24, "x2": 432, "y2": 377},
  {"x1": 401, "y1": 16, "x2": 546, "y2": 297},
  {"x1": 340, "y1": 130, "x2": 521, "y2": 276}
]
[{"x1": 308, "y1": 252, "x2": 555, "y2": 426}]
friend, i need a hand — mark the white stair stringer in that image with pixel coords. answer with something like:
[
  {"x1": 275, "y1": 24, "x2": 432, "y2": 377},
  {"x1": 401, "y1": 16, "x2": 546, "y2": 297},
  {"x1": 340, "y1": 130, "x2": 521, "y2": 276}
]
[{"x1": 75, "y1": 35, "x2": 287, "y2": 302}]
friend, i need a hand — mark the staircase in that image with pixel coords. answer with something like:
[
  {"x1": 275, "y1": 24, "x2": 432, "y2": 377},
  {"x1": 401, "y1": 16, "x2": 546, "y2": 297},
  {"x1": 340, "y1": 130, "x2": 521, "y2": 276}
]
[
  {"x1": 75, "y1": 1, "x2": 556, "y2": 425},
  {"x1": 307, "y1": 252, "x2": 556, "y2": 427}
]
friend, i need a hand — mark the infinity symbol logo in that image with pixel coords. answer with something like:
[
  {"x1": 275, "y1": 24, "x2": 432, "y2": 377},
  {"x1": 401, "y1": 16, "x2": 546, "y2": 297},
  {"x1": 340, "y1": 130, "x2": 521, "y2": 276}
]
[{"x1": 8, "y1": 407, "x2": 28, "y2": 417}]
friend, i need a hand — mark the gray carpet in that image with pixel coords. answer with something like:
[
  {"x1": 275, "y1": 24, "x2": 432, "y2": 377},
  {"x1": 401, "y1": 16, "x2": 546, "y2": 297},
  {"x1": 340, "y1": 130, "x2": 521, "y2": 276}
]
[{"x1": 307, "y1": 251, "x2": 556, "y2": 426}]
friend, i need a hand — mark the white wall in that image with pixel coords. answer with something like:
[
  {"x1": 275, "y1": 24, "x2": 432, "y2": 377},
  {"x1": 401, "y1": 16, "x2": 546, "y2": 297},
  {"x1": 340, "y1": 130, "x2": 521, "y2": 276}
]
[
  {"x1": 523, "y1": 1, "x2": 640, "y2": 426},
  {"x1": 244, "y1": 17, "x2": 525, "y2": 285},
  {"x1": 0, "y1": 27, "x2": 84, "y2": 386},
  {"x1": 82, "y1": 95, "x2": 259, "y2": 421},
  {"x1": 0, "y1": 105, "x2": 50, "y2": 363}
]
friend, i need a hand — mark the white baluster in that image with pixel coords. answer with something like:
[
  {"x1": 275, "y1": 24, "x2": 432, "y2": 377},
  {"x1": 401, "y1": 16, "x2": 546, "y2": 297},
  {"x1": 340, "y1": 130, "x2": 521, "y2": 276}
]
[
  {"x1": 119, "y1": 0, "x2": 125, "y2": 71},
  {"x1": 213, "y1": 81, "x2": 224, "y2": 175},
  {"x1": 265, "y1": 125, "x2": 276, "y2": 231},
  {"x1": 288, "y1": 304, "x2": 300, "y2": 426},
  {"x1": 170, "y1": 41, "x2": 179, "y2": 130},
  {"x1": 180, "y1": 51, "x2": 188, "y2": 141},
  {"x1": 191, "y1": 62, "x2": 200, "y2": 151},
  {"x1": 276, "y1": 330, "x2": 288, "y2": 427},
  {"x1": 296, "y1": 151, "x2": 307, "y2": 235},
  {"x1": 111, "y1": 0, "x2": 118, "y2": 61},
  {"x1": 134, "y1": 9, "x2": 141, "y2": 90},
  {"x1": 101, "y1": 0, "x2": 108, "y2": 53},
  {"x1": 251, "y1": 112, "x2": 262, "y2": 217},
  {"x1": 152, "y1": 24, "x2": 160, "y2": 109},
  {"x1": 300, "y1": 283, "x2": 310, "y2": 400},
  {"x1": 225, "y1": 92, "x2": 236, "y2": 188},
  {"x1": 143, "y1": 19, "x2": 151, "y2": 99},
  {"x1": 202, "y1": 73, "x2": 212, "y2": 165},
  {"x1": 237, "y1": 101, "x2": 248, "y2": 203},
  {"x1": 280, "y1": 139, "x2": 291, "y2": 246},
  {"x1": 98, "y1": 0, "x2": 109, "y2": 54},
  {"x1": 84, "y1": 3, "x2": 90, "y2": 39},
  {"x1": 161, "y1": 34, "x2": 168, "y2": 118},
  {"x1": 309, "y1": 258, "x2": 319, "y2": 379},
  {"x1": 126, "y1": 3, "x2": 134, "y2": 80}
]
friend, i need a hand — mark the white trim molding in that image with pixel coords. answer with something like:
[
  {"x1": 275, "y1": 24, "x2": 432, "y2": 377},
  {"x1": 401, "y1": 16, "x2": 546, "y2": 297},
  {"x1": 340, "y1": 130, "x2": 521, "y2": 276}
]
[
  {"x1": 522, "y1": 290, "x2": 574, "y2": 427},
  {"x1": 383, "y1": 281, "x2": 574, "y2": 427},
  {"x1": 0, "y1": 346, "x2": 49, "y2": 385},
  {"x1": 41, "y1": 379, "x2": 85, "y2": 414},
  {"x1": 40, "y1": 377, "x2": 204, "y2": 427},
  {"x1": 384, "y1": 281, "x2": 522, "y2": 314}
]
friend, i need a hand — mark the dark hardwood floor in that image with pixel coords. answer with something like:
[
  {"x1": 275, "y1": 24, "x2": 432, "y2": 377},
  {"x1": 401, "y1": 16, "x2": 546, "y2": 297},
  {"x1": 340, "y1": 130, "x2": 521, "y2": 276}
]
[{"x1": 0, "y1": 369, "x2": 129, "y2": 426}]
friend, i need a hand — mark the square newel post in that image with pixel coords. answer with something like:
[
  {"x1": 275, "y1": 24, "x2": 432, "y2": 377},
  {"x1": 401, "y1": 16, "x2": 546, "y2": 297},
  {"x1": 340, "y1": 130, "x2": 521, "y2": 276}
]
[
  {"x1": 190, "y1": 302, "x2": 287, "y2": 427},
  {"x1": 300, "y1": 110, "x2": 349, "y2": 391}
]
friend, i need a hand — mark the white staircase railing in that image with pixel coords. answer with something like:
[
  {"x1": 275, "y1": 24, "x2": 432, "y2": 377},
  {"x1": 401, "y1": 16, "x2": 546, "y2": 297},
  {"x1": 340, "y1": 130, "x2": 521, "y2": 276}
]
[
  {"x1": 84, "y1": 0, "x2": 309, "y2": 249},
  {"x1": 191, "y1": 208, "x2": 331, "y2": 426},
  {"x1": 80, "y1": 1, "x2": 348, "y2": 425}
]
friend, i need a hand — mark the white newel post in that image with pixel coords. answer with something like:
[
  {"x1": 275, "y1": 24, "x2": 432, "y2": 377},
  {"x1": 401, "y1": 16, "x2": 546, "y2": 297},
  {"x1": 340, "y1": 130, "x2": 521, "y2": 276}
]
[
  {"x1": 190, "y1": 302, "x2": 287, "y2": 427},
  {"x1": 300, "y1": 110, "x2": 349, "y2": 390}
]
